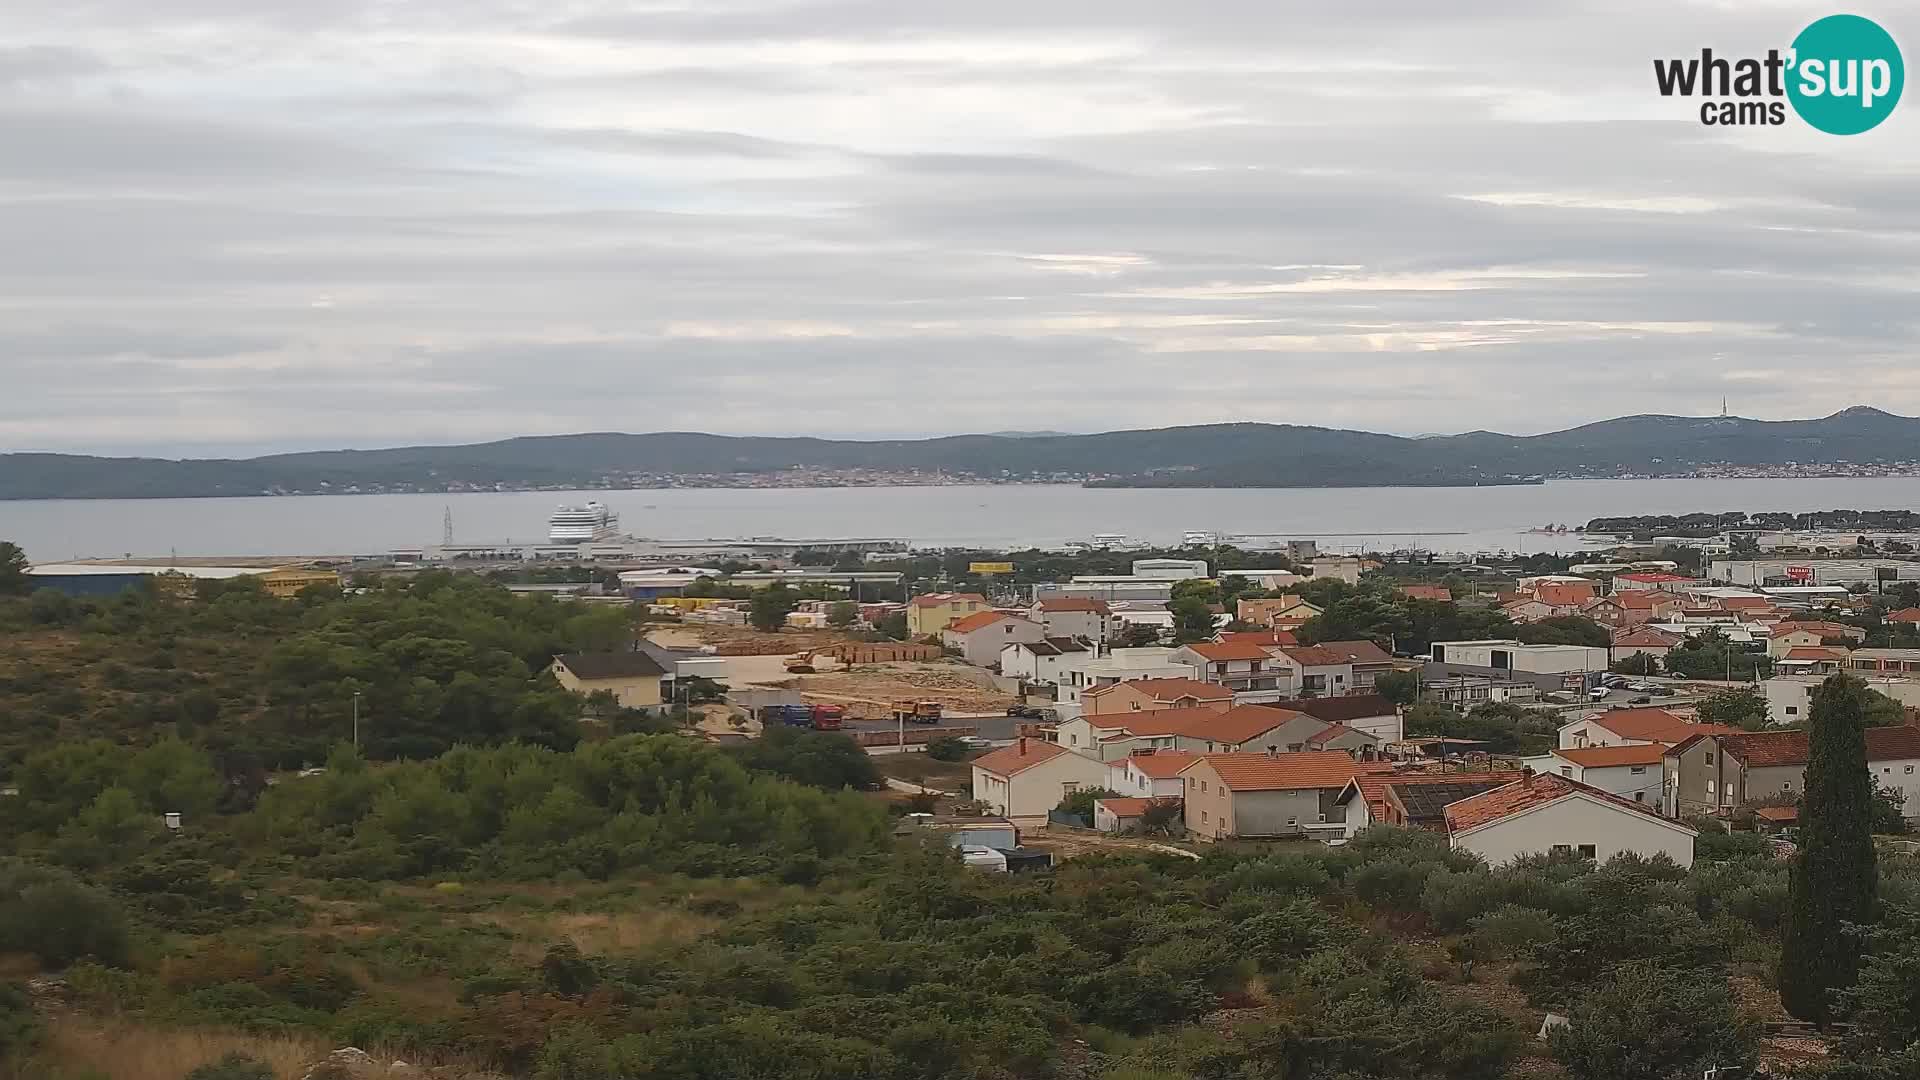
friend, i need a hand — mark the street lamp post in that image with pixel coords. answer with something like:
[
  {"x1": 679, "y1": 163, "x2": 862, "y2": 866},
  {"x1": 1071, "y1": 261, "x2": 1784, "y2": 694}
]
[{"x1": 352, "y1": 691, "x2": 362, "y2": 748}]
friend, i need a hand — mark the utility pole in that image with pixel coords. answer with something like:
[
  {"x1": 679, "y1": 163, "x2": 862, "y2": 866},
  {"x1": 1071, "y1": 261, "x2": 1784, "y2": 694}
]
[{"x1": 352, "y1": 690, "x2": 362, "y2": 748}]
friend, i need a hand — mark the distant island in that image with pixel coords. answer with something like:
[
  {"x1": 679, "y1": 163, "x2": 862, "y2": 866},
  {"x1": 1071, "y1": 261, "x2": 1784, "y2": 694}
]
[{"x1": 5, "y1": 406, "x2": 1920, "y2": 500}]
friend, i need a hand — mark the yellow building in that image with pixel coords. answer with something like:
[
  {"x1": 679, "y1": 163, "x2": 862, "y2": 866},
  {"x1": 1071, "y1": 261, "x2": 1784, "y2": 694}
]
[
  {"x1": 906, "y1": 592, "x2": 990, "y2": 636},
  {"x1": 550, "y1": 651, "x2": 666, "y2": 710},
  {"x1": 257, "y1": 566, "x2": 341, "y2": 599}
]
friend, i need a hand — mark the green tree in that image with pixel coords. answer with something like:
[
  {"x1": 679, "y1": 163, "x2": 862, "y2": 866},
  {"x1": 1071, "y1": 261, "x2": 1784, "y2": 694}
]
[
  {"x1": 825, "y1": 602, "x2": 858, "y2": 629},
  {"x1": 926, "y1": 736, "x2": 970, "y2": 762},
  {"x1": 1373, "y1": 669, "x2": 1420, "y2": 706},
  {"x1": 0, "y1": 541, "x2": 27, "y2": 596},
  {"x1": 876, "y1": 611, "x2": 909, "y2": 640},
  {"x1": 124, "y1": 736, "x2": 223, "y2": 818},
  {"x1": 54, "y1": 787, "x2": 164, "y2": 869},
  {"x1": 1169, "y1": 597, "x2": 1215, "y2": 644},
  {"x1": 1781, "y1": 674, "x2": 1880, "y2": 1025},
  {"x1": 1696, "y1": 686, "x2": 1770, "y2": 731},
  {"x1": 748, "y1": 584, "x2": 799, "y2": 632},
  {"x1": 1840, "y1": 904, "x2": 1920, "y2": 1052},
  {"x1": 1058, "y1": 787, "x2": 1121, "y2": 819},
  {"x1": 1514, "y1": 616, "x2": 1610, "y2": 648},
  {"x1": 1611, "y1": 653, "x2": 1657, "y2": 677},
  {"x1": 1550, "y1": 962, "x2": 1755, "y2": 1080},
  {"x1": 0, "y1": 981, "x2": 39, "y2": 1063},
  {"x1": 1117, "y1": 623, "x2": 1163, "y2": 648}
]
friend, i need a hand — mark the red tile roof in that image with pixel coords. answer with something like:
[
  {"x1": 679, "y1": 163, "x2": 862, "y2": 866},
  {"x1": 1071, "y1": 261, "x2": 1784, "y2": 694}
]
[
  {"x1": 1552, "y1": 744, "x2": 1669, "y2": 768},
  {"x1": 1613, "y1": 627, "x2": 1682, "y2": 648},
  {"x1": 1183, "y1": 641, "x2": 1276, "y2": 662},
  {"x1": 1349, "y1": 770, "x2": 1530, "y2": 825},
  {"x1": 1399, "y1": 585, "x2": 1453, "y2": 602},
  {"x1": 1774, "y1": 621, "x2": 1864, "y2": 638},
  {"x1": 1887, "y1": 608, "x2": 1920, "y2": 624},
  {"x1": 1719, "y1": 596, "x2": 1774, "y2": 611},
  {"x1": 1584, "y1": 708, "x2": 1733, "y2": 744},
  {"x1": 1615, "y1": 591, "x2": 1668, "y2": 609},
  {"x1": 1535, "y1": 583, "x2": 1597, "y2": 607},
  {"x1": 1782, "y1": 646, "x2": 1849, "y2": 662},
  {"x1": 1082, "y1": 677, "x2": 1232, "y2": 703},
  {"x1": 1443, "y1": 771, "x2": 1677, "y2": 833},
  {"x1": 1035, "y1": 597, "x2": 1112, "y2": 614},
  {"x1": 1720, "y1": 726, "x2": 1920, "y2": 767},
  {"x1": 970, "y1": 738, "x2": 1074, "y2": 777},
  {"x1": 1753, "y1": 805, "x2": 1799, "y2": 822},
  {"x1": 1109, "y1": 705, "x2": 1305, "y2": 745},
  {"x1": 1280, "y1": 645, "x2": 1351, "y2": 667},
  {"x1": 1306, "y1": 722, "x2": 1364, "y2": 745},
  {"x1": 1123, "y1": 750, "x2": 1204, "y2": 778},
  {"x1": 1618, "y1": 573, "x2": 1694, "y2": 583},
  {"x1": 1185, "y1": 751, "x2": 1358, "y2": 792},
  {"x1": 945, "y1": 611, "x2": 1015, "y2": 634},
  {"x1": 1312, "y1": 640, "x2": 1395, "y2": 665}
]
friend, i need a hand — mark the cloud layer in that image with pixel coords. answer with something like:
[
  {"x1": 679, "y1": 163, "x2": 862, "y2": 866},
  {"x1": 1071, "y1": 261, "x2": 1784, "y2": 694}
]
[{"x1": 3, "y1": 0, "x2": 1917, "y2": 454}]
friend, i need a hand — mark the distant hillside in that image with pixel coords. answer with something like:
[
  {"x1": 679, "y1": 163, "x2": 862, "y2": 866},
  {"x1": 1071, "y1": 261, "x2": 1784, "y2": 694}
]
[{"x1": 4, "y1": 407, "x2": 1919, "y2": 499}]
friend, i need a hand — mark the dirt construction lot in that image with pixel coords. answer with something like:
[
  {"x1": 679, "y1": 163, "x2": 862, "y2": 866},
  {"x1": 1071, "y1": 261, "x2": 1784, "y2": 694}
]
[{"x1": 770, "y1": 663, "x2": 1015, "y2": 715}]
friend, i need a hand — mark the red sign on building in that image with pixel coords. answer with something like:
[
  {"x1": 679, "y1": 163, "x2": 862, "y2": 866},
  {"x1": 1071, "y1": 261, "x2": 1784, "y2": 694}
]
[{"x1": 1786, "y1": 566, "x2": 1814, "y2": 582}]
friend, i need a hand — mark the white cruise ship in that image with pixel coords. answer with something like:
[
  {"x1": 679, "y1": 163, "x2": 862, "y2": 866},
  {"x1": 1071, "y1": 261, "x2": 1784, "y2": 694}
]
[{"x1": 548, "y1": 502, "x2": 620, "y2": 543}]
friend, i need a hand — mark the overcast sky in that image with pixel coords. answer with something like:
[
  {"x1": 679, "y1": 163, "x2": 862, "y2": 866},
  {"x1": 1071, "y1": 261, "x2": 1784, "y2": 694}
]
[{"x1": 3, "y1": 0, "x2": 1917, "y2": 456}]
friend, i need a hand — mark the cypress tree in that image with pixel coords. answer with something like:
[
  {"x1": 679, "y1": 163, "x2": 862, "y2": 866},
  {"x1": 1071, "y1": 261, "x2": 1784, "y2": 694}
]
[{"x1": 1779, "y1": 673, "x2": 1879, "y2": 1024}]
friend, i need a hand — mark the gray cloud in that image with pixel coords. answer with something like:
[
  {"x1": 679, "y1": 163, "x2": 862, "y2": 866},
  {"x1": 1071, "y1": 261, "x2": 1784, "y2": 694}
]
[{"x1": 0, "y1": 0, "x2": 1916, "y2": 454}]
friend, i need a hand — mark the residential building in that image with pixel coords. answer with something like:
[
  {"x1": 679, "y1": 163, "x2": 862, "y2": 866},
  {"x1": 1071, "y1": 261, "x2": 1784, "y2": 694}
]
[
  {"x1": 1850, "y1": 649, "x2": 1920, "y2": 676},
  {"x1": 1037, "y1": 579, "x2": 1174, "y2": 604},
  {"x1": 1612, "y1": 626, "x2": 1683, "y2": 663},
  {"x1": 1180, "y1": 752, "x2": 1360, "y2": 841},
  {"x1": 1172, "y1": 641, "x2": 1290, "y2": 700},
  {"x1": 1888, "y1": 608, "x2": 1920, "y2": 626},
  {"x1": 1768, "y1": 621, "x2": 1867, "y2": 657},
  {"x1": 1533, "y1": 581, "x2": 1598, "y2": 609},
  {"x1": 1308, "y1": 557, "x2": 1365, "y2": 585},
  {"x1": 1217, "y1": 628, "x2": 1299, "y2": 648},
  {"x1": 1335, "y1": 770, "x2": 1528, "y2": 836},
  {"x1": 1057, "y1": 704, "x2": 1344, "y2": 760},
  {"x1": 1501, "y1": 599, "x2": 1556, "y2": 624},
  {"x1": 1444, "y1": 772, "x2": 1698, "y2": 868},
  {"x1": 1106, "y1": 749, "x2": 1203, "y2": 798},
  {"x1": 1029, "y1": 597, "x2": 1114, "y2": 646},
  {"x1": 1236, "y1": 596, "x2": 1323, "y2": 629},
  {"x1": 1310, "y1": 640, "x2": 1396, "y2": 692},
  {"x1": 1094, "y1": 796, "x2": 1176, "y2": 834},
  {"x1": 970, "y1": 738, "x2": 1111, "y2": 820},
  {"x1": 1265, "y1": 693, "x2": 1404, "y2": 743},
  {"x1": 1557, "y1": 707, "x2": 1731, "y2": 750},
  {"x1": 1080, "y1": 648, "x2": 1203, "y2": 694},
  {"x1": 999, "y1": 638, "x2": 1094, "y2": 694},
  {"x1": 1521, "y1": 744, "x2": 1668, "y2": 804},
  {"x1": 1764, "y1": 673, "x2": 1920, "y2": 724},
  {"x1": 942, "y1": 612, "x2": 1046, "y2": 667},
  {"x1": 1580, "y1": 597, "x2": 1627, "y2": 627},
  {"x1": 1230, "y1": 569, "x2": 1307, "y2": 591},
  {"x1": 1664, "y1": 726, "x2": 1920, "y2": 819},
  {"x1": 907, "y1": 592, "x2": 991, "y2": 635},
  {"x1": 549, "y1": 652, "x2": 666, "y2": 710},
  {"x1": 1399, "y1": 585, "x2": 1452, "y2": 602},
  {"x1": 1776, "y1": 646, "x2": 1850, "y2": 677},
  {"x1": 1270, "y1": 645, "x2": 1355, "y2": 698},
  {"x1": 1082, "y1": 676, "x2": 1233, "y2": 716},
  {"x1": 1429, "y1": 640, "x2": 1611, "y2": 675}
]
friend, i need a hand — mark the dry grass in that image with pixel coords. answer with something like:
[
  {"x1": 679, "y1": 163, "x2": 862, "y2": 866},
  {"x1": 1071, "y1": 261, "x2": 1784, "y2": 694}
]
[
  {"x1": 34, "y1": 1015, "x2": 331, "y2": 1080},
  {"x1": 29, "y1": 1015, "x2": 484, "y2": 1080}
]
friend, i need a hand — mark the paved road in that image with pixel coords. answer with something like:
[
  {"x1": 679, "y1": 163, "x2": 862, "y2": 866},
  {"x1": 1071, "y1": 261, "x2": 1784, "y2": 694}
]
[{"x1": 843, "y1": 713, "x2": 1020, "y2": 741}]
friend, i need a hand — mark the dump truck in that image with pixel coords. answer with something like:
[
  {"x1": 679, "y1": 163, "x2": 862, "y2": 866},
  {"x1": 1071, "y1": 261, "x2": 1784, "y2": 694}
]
[
  {"x1": 892, "y1": 700, "x2": 945, "y2": 725},
  {"x1": 758, "y1": 703, "x2": 845, "y2": 730}
]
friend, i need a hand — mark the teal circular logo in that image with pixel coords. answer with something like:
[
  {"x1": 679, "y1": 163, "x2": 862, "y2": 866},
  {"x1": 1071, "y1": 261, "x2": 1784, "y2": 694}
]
[{"x1": 1788, "y1": 14, "x2": 1903, "y2": 134}]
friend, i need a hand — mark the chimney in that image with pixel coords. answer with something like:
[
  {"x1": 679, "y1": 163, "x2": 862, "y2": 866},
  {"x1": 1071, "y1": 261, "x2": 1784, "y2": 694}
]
[{"x1": 1017, "y1": 737, "x2": 1028, "y2": 756}]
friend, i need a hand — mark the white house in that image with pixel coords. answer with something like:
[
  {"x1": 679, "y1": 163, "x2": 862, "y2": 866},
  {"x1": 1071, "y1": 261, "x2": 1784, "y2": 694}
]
[
  {"x1": 942, "y1": 612, "x2": 1046, "y2": 668},
  {"x1": 1520, "y1": 744, "x2": 1668, "y2": 805},
  {"x1": 1129, "y1": 558, "x2": 1209, "y2": 581},
  {"x1": 969, "y1": 738, "x2": 1111, "y2": 821},
  {"x1": 1029, "y1": 597, "x2": 1114, "y2": 647},
  {"x1": 1444, "y1": 772, "x2": 1697, "y2": 868},
  {"x1": 1269, "y1": 646, "x2": 1356, "y2": 698},
  {"x1": 1080, "y1": 648, "x2": 1202, "y2": 691},
  {"x1": 1556, "y1": 707, "x2": 1718, "y2": 750},
  {"x1": 1105, "y1": 749, "x2": 1202, "y2": 799},
  {"x1": 1172, "y1": 641, "x2": 1292, "y2": 701},
  {"x1": 999, "y1": 638, "x2": 1094, "y2": 694},
  {"x1": 1429, "y1": 640, "x2": 1612, "y2": 675}
]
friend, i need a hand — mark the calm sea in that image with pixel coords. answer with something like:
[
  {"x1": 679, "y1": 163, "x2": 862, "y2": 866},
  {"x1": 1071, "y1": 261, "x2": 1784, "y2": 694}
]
[{"x1": 8, "y1": 477, "x2": 1920, "y2": 563}]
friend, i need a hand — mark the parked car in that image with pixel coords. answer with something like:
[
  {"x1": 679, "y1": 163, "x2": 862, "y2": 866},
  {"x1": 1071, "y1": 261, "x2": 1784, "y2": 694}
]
[
  {"x1": 957, "y1": 735, "x2": 993, "y2": 749},
  {"x1": 1600, "y1": 675, "x2": 1629, "y2": 689},
  {"x1": 1629, "y1": 695, "x2": 1652, "y2": 705},
  {"x1": 1005, "y1": 703, "x2": 1045, "y2": 718},
  {"x1": 1588, "y1": 686, "x2": 1611, "y2": 701},
  {"x1": 1628, "y1": 681, "x2": 1657, "y2": 692}
]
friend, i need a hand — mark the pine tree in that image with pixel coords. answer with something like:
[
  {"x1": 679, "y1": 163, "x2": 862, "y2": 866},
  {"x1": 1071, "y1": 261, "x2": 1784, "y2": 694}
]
[{"x1": 1779, "y1": 673, "x2": 1879, "y2": 1024}]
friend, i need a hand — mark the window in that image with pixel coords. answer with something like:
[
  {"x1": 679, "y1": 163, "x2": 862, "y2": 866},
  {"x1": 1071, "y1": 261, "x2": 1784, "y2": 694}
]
[
  {"x1": 1784, "y1": 781, "x2": 1792, "y2": 790},
  {"x1": 1199, "y1": 780, "x2": 1207, "y2": 793},
  {"x1": 1559, "y1": 766, "x2": 1573, "y2": 778},
  {"x1": 1317, "y1": 813, "x2": 1328, "y2": 823},
  {"x1": 1907, "y1": 765, "x2": 1915, "y2": 775},
  {"x1": 1787, "y1": 706, "x2": 1799, "y2": 716},
  {"x1": 1201, "y1": 810, "x2": 1209, "y2": 824},
  {"x1": 1550, "y1": 844, "x2": 1573, "y2": 855},
  {"x1": 1577, "y1": 844, "x2": 1597, "y2": 859},
  {"x1": 1705, "y1": 752, "x2": 1714, "y2": 764},
  {"x1": 1630, "y1": 766, "x2": 1646, "y2": 775},
  {"x1": 1634, "y1": 792, "x2": 1645, "y2": 802},
  {"x1": 1286, "y1": 817, "x2": 1297, "y2": 827},
  {"x1": 1706, "y1": 779, "x2": 1716, "y2": 796}
]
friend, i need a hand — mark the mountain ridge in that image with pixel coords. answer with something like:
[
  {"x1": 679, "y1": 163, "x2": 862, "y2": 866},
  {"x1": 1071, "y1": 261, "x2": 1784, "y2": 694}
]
[{"x1": 4, "y1": 407, "x2": 1917, "y2": 499}]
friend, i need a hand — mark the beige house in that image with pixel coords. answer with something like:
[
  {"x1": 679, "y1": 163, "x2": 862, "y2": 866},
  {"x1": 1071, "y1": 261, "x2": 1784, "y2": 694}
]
[
  {"x1": 907, "y1": 592, "x2": 991, "y2": 636},
  {"x1": 1082, "y1": 678, "x2": 1233, "y2": 716},
  {"x1": 1445, "y1": 772, "x2": 1697, "y2": 867},
  {"x1": 970, "y1": 738, "x2": 1111, "y2": 821},
  {"x1": 1179, "y1": 752, "x2": 1358, "y2": 841},
  {"x1": 1664, "y1": 726, "x2": 1920, "y2": 819},
  {"x1": 549, "y1": 652, "x2": 666, "y2": 710}
]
